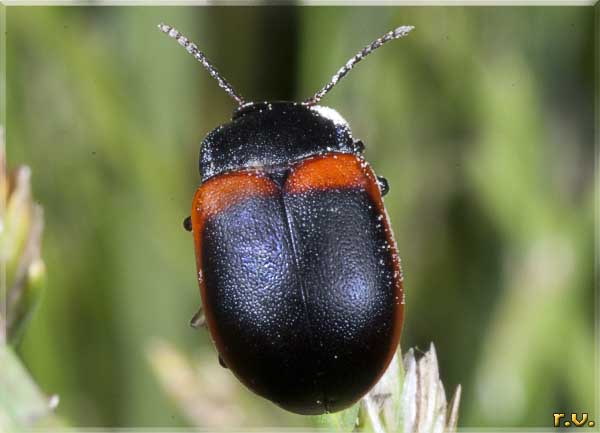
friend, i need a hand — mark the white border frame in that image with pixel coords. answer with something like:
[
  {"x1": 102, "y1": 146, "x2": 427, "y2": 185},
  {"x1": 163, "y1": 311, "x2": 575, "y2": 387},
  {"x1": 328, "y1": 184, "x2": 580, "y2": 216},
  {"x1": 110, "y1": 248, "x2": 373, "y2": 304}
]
[{"x1": 0, "y1": 2, "x2": 597, "y2": 432}]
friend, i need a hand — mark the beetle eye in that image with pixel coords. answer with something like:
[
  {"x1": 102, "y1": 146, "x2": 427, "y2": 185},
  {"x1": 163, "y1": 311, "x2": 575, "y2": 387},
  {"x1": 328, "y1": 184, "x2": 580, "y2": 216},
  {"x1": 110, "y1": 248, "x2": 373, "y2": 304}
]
[
  {"x1": 377, "y1": 176, "x2": 390, "y2": 196},
  {"x1": 183, "y1": 216, "x2": 192, "y2": 232},
  {"x1": 353, "y1": 140, "x2": 365, "y2": 154}
]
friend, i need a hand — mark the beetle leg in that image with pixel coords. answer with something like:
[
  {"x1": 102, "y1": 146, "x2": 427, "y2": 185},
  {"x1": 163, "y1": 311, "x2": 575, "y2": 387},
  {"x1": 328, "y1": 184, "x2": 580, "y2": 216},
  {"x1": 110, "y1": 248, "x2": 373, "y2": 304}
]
[
  {"x1": 189, "y1": 308, "x2": 205, "y2": 329},
  {"x1": 183, "y1": 216, "x2": 192, "y2": 232},
  {"x1": 376, "y1": 176, "x2": 390, "y2": 196},
  {"x1": 218, "y1": 354, "x2": 228, "y2": 369}
]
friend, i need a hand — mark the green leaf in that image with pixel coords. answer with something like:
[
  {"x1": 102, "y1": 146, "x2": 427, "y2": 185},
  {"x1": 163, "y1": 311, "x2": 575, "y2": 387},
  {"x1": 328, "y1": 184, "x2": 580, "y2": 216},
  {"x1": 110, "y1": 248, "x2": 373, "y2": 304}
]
[
  {"x1": 314, "y1": 403, "x2": 360, "y2": 431},
  {"x1": 0, "y1": 344, "x2": 58, "y2": 431}
]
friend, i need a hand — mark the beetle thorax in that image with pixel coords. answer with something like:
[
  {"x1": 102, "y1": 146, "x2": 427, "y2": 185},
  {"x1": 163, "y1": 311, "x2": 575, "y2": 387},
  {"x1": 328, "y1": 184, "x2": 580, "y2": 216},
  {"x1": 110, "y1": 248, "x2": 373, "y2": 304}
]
[{"x1": 198, "y1": 102, "x2": 359, "y2": 182}]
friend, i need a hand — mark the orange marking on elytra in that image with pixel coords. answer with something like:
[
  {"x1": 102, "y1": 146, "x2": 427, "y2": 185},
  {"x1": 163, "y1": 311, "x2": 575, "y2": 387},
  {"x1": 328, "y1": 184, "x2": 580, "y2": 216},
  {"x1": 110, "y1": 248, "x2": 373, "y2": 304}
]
[{"x1": 285, "y1": 153, "x2": 370, "y2": 193}]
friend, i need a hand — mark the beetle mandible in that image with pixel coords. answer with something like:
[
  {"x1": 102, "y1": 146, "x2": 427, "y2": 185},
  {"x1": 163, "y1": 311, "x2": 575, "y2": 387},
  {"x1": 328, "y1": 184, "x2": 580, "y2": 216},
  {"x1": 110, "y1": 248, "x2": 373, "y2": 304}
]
[{"x1": 159, "y1": 23, "x2": 412, "y2": 415}]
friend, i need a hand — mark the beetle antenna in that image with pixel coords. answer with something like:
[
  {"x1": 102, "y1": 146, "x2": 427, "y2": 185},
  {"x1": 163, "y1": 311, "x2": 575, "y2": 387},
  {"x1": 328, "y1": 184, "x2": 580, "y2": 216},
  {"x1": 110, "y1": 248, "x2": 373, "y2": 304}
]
[
  {"x1": 158, "y1": 23, "x2": 245, "y2": 106},
  {"x1": 304, "y1": 25, "x2": 414, "y2": 106}
]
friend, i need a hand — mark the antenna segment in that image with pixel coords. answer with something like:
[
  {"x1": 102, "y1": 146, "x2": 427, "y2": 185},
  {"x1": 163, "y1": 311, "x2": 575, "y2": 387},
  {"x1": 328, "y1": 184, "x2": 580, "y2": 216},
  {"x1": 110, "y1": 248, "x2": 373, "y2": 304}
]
[
  {"x1": 304, "y1": 25, "x2": 415, "y2": 106},
  {"x1": 158, "y1": 23, "x2": 245, "y2": 106}
]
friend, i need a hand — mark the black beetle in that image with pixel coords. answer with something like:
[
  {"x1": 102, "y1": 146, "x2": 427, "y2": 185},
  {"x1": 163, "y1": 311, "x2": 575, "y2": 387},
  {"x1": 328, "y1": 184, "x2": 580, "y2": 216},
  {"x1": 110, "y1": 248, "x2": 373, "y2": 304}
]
[{"x1": 159, "y1": 23, "x2": 412, "y2": 415}]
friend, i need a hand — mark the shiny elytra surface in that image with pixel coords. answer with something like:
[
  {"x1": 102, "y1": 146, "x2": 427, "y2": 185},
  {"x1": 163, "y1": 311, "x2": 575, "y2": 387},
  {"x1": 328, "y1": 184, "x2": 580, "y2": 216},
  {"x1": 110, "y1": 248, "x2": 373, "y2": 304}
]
[{"x1": 190, "y1": 153, "x2": 404, "y2": 415}]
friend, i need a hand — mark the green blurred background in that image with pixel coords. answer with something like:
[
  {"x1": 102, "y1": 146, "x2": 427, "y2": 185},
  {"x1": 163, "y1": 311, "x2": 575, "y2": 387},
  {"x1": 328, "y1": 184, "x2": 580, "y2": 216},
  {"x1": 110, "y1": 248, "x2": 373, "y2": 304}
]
[{"x1": 5, "y1": 5, "x2": 597, "y2": 429}]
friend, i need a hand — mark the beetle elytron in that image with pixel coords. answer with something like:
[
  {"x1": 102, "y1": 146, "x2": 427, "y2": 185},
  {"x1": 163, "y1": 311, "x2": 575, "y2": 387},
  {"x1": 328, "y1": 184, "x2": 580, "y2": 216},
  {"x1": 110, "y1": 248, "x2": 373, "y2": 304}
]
[{"x1": 159, "y1": 22, "x2": 413, "y2": 415}]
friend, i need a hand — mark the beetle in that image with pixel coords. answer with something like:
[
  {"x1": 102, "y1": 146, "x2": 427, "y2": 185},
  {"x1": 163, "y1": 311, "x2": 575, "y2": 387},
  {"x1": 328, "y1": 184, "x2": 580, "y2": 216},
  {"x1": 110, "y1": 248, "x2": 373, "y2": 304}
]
[{"x1": 159, "y1": 23, "x2": 413, "y2": 415}]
